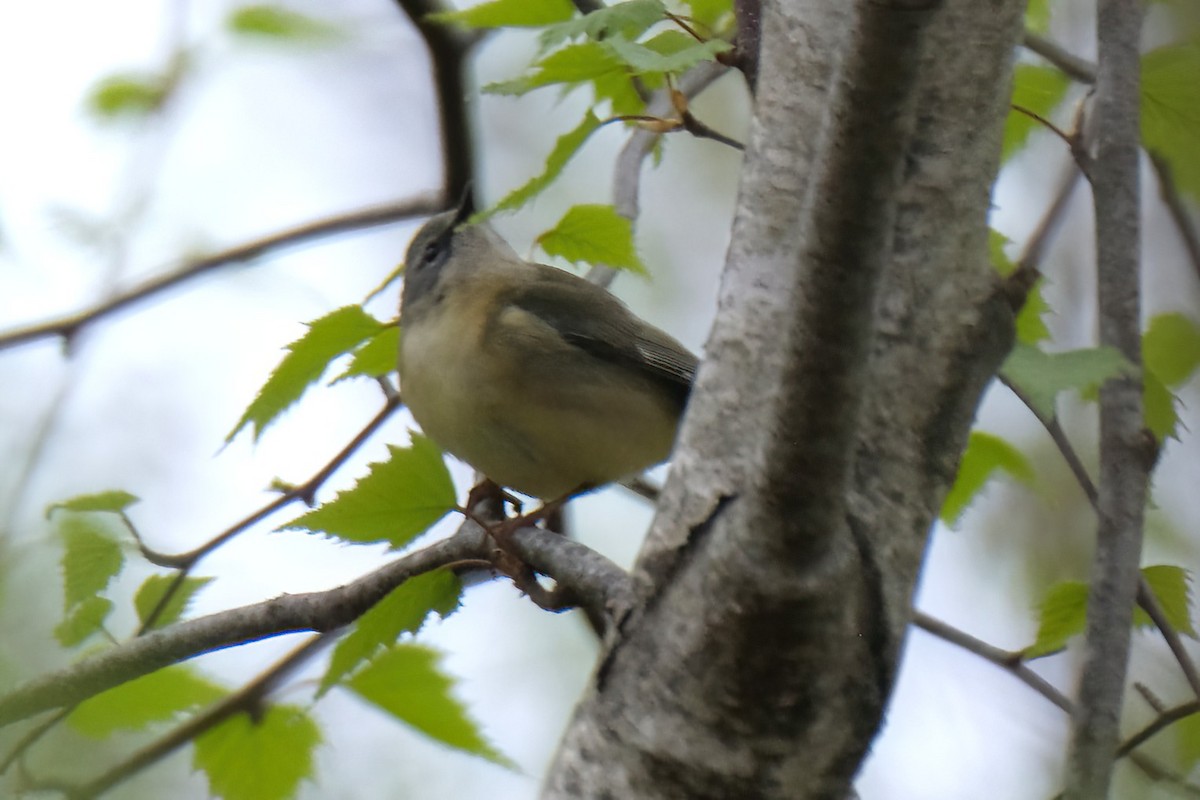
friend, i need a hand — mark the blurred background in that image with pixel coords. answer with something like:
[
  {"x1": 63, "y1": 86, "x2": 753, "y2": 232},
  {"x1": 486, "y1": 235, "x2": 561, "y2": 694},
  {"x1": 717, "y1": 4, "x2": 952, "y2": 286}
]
[{"x1": 0, "y1": 1, "x2": 1197, "y2": 798}]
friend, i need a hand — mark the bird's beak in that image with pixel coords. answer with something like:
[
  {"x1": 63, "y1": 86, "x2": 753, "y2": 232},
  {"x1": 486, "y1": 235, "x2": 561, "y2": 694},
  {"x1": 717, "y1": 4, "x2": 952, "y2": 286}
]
[{"x1": 450, "y1": 184, "x2": 475, "y2": 229}]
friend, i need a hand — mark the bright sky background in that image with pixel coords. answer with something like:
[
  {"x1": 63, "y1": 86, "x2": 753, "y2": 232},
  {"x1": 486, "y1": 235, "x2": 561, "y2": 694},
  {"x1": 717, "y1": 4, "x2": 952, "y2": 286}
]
[{"x1": 1, "y1": 1, "x2": 1198, "y2": 799}]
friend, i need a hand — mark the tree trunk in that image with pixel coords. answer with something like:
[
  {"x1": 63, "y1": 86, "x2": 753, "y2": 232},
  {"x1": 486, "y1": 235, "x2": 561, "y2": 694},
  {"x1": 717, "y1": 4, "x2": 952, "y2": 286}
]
[{"x1": 543, "y1": 1, "x2": 1026, "y2": 797}]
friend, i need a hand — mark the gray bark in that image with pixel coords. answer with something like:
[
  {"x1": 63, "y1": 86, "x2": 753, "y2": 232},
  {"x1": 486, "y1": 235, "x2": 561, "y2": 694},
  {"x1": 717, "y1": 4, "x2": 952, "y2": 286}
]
[
  {"x1": 542, "y1": 1, "x2": 1025, "y2": 797},
  {"x1": 1064, "y1": 0, "x2": 1148, "y2": 796}
]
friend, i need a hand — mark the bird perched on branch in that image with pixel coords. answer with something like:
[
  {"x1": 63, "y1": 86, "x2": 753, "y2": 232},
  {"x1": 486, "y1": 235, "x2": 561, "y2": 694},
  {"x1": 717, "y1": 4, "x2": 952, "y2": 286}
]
[{"x1": 397, "y1": 197, "x2": 698, "y2": 502}]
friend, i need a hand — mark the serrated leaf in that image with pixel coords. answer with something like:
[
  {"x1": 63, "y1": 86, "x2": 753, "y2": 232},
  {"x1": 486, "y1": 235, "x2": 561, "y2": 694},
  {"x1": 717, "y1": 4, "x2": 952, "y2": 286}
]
[
  {"x1": 194, "y1": 705, "x2": 320, "y2": 800},
  {"x1": 46, "y1": 490, "x2": 139, "y2": 519},
  {"x1": 485, "y1": 111, "x2": 602, "y2": 217},
  {"x1": 60, "y1": 517, "x2": 124, "y2": 610},
  {"x1": 682, "y1": 0, "x2": 734, "y2": 29},
  {"x1": 319, "y1": 570, "x2": 462, "y2": 696},
  {"x1": 227, "y1": 5, "x2": 339, "y2": 40},
  {"x1": 1144, "y1": 312, "x2": 1200, "y2": 388},
  {"x1": 484, "y1": 41, "x2": 624, "y2": 97},
  {"x1": 345, "y1": 644, "x2": 510, "y2": 766},
  {"x1": 1134, "y1": 565, "x2": 1195, "y2": 636},
  {"x1": 69, "y1": 665, "x2": 225, "y2": 738},
  {"x1": 330, "y1": 325, "x2": 400, "y2": 384},
  {"x1": 86, "y1": 73, "x2": 170, "y2": 119},
  {"x1": 1004, "y1": 63, "x2": 1071, "y2": 161},
  {"x1": 1001, "y1": 343, "x2": 1135, "y2": 420},
  {"x1": 536, "y1": 204, "x2": 647, "y2": 274},
  {"x1": 1026, "y1": 566, "x2": 1194, "y2": 659},
  {"x1": 940, "y1": 431, "x2": 1035, "y2": 527},
  {"x1": 604, "y1": 31, "x2": 731, "y2": 75},
  {"x1": 430, "y1": 0, "x2": 575, "y2": 28},
  {"x1": 282, "y1": 435, "x2": 456, "y2": 547},
  {"x1": 1177, "y1": 709, "x2": 1200, "y2": 771},
  {"x1": 1142, "y1": 43, "x2": 1200, "y2": 201},
  {"x1": 1026, "y1": 580, "x2": 1089, "y2": 658},
  {"x1": 227, "y1": 306, "x2": 386, "y2": 443},
  {"x1": 1144, "y1": 370, "x2": 1181, "y2": 442},
  {"x1": 134, "y1": 574, "x2": 216, "y2": 630},
  {"x1": 1015, "y1": 280, "x2": 1052, "y2": 346},
  {"x1": 539, "y1": 0, "x2": 665, "y2": 49},
  {"x1": 54, "y1": 596, "x2": 114, "y2": 647},
  {"x1": 989, "y1": 228, "x2": 1015, "y2": 276},
  {"x1": 593, "y1": 68, "x2": 645, "y2": 116}
]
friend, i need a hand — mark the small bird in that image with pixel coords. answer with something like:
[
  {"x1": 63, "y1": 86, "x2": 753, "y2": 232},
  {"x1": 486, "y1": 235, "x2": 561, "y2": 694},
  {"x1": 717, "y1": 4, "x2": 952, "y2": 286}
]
[{"x1": 397, "y1": 199, "x2": 698, "y2": 500}]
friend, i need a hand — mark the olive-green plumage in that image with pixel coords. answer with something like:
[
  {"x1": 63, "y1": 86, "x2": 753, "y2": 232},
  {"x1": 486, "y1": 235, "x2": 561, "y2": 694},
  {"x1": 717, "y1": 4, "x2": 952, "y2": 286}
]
[{"x1": 398, "y1": 208, "x2": 697, "y2": 499}]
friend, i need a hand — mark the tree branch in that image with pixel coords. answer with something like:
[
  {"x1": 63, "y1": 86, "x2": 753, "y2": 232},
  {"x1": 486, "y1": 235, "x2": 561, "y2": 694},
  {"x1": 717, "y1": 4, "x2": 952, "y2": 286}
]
[
  {"x1": 544, "y1": 2, "x2": 1030, "y2": 796},
  {"x1": 0, "y1": 198, "x2": 438, "y2": 354},
  {"x1": 913, "y1": 612, "x2": 1072, "y2": 712},
  {"x1": 60, "y1": 634, "x2": 335, "y2": 800},
  {"x1": 588, "y1": 61, "x2": 728, "y2": 289},
  {"x1": 1064, "y1": 1, "x2": 1150, "y2": 796},
  {"x1": 1022, "y1": 30, "x2": 1097, "y2": 83},
  {"x1": 393, "y1": 0, "x2": 479, "y2": 202},
  {"x1": 0, "y1": 519, "x2": 631, "y2": 729}
]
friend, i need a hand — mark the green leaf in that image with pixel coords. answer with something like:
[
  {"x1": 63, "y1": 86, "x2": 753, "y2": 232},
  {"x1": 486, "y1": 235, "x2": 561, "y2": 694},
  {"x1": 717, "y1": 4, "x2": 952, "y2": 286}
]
[
  {"x1": 1144, "y1": 369, "x2": 1181, "y2": 442},
  {"x1": 319, "y1": 570, "x2": 462, "y2": 696},
  {"x1": 1000, "y1": 343, "x2": 1135, "y2": 420},
  {"x1": 592, "y1": 68, "x2": 645, "y2": 116},
  {"x1": 1142, "y1": 43, "x2": 1200, "y2": 201},
  {"x1": 69, "y1": 666, "x2": 225, "y2": 738},
  {"x1": 46, "y1": 490, "x2": 139, "y2": 518},
  {"x1": 940, "y1": 431, "x2": 1036, "y2": 526},
  {"x1": 604, "y1": 31, "x2": 731, "y2": 75},
  {"x1": 1026, "y1": 580, "x2": 1088, "y2": 658},
  {"x1": 1177, "y1": 709, "x2": 1200, "y2": 771},
  {"x1": 134, "y1": 574, "x2": 216, "y2": 630},
  {"x1": 227, "y1": 306, "x2": 386, "y2": 443},
  {"x1": 60, "y1": 517, "x2": 124, "y2": 610},
  {"x1": 1004, "y1": 63, "x2": 1071, "y2": 161},
  {"x1": 484, "y1": 41, "x2": 624, "y2": 97},
  {"x1": 539, "y1": 0, "x2": 665, "y2": 49},
  {"x1": 1026, "y1": 565, "x2": 1195, "y2": 659},
  {"x1": 345, "y1": 644, "x2": 510, "y2": 765},
  {"x1": 988, "y1": 228, "x2": 1015, "y2": 276},
  {"x1": 194, "y1": 705, "x2": 320, "y2": 800},
  {"x1": 430, "y1": 0, "x2": 575, "y2": 28},
  {"x1": 536, "y1": 204, "x2": 647, "y2": 274},
  {"x1": 486, "y1": 111, "x2": 602, "y2": 216},
  {"x1": 86, "y1": 73, "x2": 170, "y2": 119},
  {"x1": 1016, "y1": 281, "x2": 1052, "y2": 346},
  {"x1": 54, "y1": 596, "x2": 114, "y2": 647},
  {"x1": 1143, "y1": 312, "x2": 1200, "y2": 388},
  {"x1": 330, "y1": 325, "x2": 401, "y2": 384},
  {"x1": 682, "y1": 0, "x2": 734, "y2": 29},
  {"x1": 1134, "y1": 565, "x2": 1195, "y2": 636},
  {"x1": 226, "y1": 5, "x2": 339, "y2": 40},
  {"x1": 1025, "y1": 0, "x2": 1051, "y2": 32},
  {"x1": 282, "y1": 435, "x2": 456, "y2": 547}
]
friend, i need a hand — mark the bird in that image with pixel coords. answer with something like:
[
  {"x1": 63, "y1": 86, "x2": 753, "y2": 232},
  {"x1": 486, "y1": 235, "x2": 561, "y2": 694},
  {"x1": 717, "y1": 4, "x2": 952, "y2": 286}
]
[{"x1": 397, "y1": 198, "x2": 698, "y2": 502}]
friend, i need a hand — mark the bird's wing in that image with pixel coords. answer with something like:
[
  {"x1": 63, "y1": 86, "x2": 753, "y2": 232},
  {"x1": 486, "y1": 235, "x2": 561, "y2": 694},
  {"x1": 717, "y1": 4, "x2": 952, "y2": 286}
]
[{"x1": 501, "y1": 268, "x2": 698, "y2": 407}]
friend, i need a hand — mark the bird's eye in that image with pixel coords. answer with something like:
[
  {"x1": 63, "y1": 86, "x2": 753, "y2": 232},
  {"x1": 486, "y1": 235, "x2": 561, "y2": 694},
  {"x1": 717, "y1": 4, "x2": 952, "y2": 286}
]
[{"x1": 422, "y1": 241, "x2": 440, "y2": 265}]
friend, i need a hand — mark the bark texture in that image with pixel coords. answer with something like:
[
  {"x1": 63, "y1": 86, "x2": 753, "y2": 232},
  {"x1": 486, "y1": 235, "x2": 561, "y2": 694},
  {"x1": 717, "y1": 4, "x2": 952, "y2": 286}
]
[{"x1": 543, "y1": 0, "x2": 1026, "y2": 797}]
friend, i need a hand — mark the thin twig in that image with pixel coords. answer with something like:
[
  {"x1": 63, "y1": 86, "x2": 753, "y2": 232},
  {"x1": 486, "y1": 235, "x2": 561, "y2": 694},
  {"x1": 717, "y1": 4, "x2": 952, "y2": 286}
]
[
  {"x1": 589, "y1": 60, "x2": 728, "y2": 289},
  {"x1": 65, "y1": 633, "x2": 336, "y2": 800},
  {"x1": 1116, "y1": 700, "x2": 1200, "y2": 759},
  {"x1": 393, "y1": 0, "x2": 479, "y2": 201},
  {"x1": 1149, "y1": 152, "x2": 1200, "y2": 288},
  {"x1": 136, "y1": 395, "x2": 403, "y2": 632},
  {"x1": 0, "y1": 198, "x2": 439, "y2": 353},
  {"x1": 913, "y1": 612, "x2": 1072, "y2": 712},
  {"x1": 1022, "y1": 30, "x2": 1097, "y2": 84}
]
